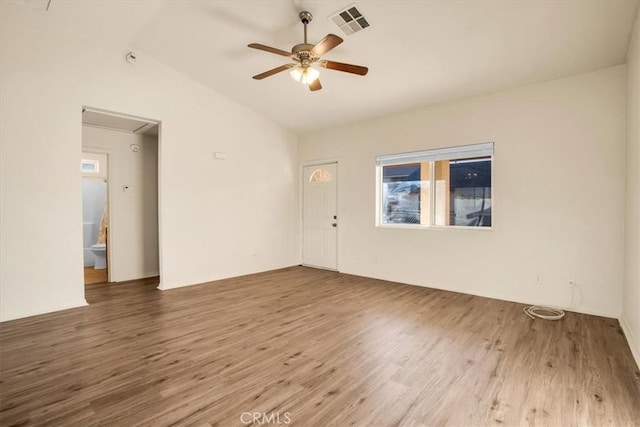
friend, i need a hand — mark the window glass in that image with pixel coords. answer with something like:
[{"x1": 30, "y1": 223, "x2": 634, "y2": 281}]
[
  {"x1": 382, "y1": 164, "x2": 421, "y2": 224},
  {"x1": 309, "y1": 168, "x2": 331, "y2": 183},
  {"x1": 81, "y1": 159, "x2": 99, "y2": 173},
  {"x1": 434, "y1": 157, "x2": 492, "y2": 227},
  {"x1": 376, "y1": 143, "x2": 493, "y2": 228}
]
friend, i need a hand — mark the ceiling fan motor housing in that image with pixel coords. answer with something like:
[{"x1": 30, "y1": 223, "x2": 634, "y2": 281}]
[{"x1": 292, "y1": 43, "x2": 318, "y2": 66}]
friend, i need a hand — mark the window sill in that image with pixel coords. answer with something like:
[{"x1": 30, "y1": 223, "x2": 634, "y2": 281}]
[{"x1": 376, "y1": 223, "x2": 493, "y2": 231}]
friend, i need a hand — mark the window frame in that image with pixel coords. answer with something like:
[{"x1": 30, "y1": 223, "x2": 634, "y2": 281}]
[
  {"x1": 375, "y1": 142, "x2": 494, "y2": 230},
  {"x1": 81, "y1": 159, "x2": 100, "y2": 174}
]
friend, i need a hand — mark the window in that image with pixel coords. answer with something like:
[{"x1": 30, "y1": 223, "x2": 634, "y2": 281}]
[
  {"x1": 376, "y1": 142, "x2": 493, "y2": 228},
  {"x1": 81, "y1": 159, "x2": 99, "y2": 174},
  {"x1": 309, "y1": 168, "x2": 332, "y2": 183}
]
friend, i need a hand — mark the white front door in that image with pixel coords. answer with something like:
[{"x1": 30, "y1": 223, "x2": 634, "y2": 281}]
[{"x1": 302, "y1": 163, "x2": 337, "y2": 270}]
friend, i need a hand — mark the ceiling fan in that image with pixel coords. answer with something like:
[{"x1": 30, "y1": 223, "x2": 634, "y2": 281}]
[{"x1": 248, "y1": 11, "x2": 368, "y2": 92}]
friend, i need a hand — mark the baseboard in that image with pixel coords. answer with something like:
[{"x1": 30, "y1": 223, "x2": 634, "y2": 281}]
[
  {"x1": 0, "y1": 299, "x2": 89, "y2": 323},
  {"x1": 619, "y1": 316, "x2": 640, "y2": 370},
  {"x1": 159, "y1": 264, "x2": 300, "y2": 290},
  {"x1": 343, "y1": 268, "x2": 619, "y2": 319}
]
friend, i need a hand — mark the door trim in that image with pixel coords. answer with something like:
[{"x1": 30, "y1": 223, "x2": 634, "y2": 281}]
[
  {"x1": 81, "y1": 106, "x2": 163, "y2": 289},
  {"x1": 299, "y1": 159, "x2": 339, "y2": 271}
]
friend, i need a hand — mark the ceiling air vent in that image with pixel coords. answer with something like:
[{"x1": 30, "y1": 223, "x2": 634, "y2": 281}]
[{"x1": 329, "y1": 4, "x2": 370, "y2": 36}]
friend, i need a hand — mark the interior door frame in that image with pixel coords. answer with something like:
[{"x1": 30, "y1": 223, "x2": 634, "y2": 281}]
[
  {"x1": 299, "y1": 159, "x2": 339, "y2": 271},
  {"x1": 81, "y1": 106, "x2": 163, "y2": 289}
]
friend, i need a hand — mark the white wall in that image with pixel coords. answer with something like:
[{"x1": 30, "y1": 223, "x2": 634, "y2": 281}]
[
  {"x1": 83, "y1": 126, "x2": 159, "y2": 281},
  {"x1": 622, "y1": 8, "x2": 640, "y2": 367},
  {"x1": 0, "y1": 5, "x2": 299, "y2": 321},
  {"x1": 299, "y1": 66, "x2": 627, "y2": 318}
]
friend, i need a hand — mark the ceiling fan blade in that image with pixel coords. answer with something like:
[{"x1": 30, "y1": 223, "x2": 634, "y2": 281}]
[
  {"x1": 252, "y1": 64, "x2": 292, "y2": 80},
  {"x1": 320, "y1": 60, "x2": 369, "y2": 76},
  {"x1": 308, "y1": 79, "x2": 322, "y2": 92},
  {"x1": 310, "y1": 34, "x2": 343, "y2": 57},
  {"x1": 248, "y1": 43, "x2": 292, "y2": 57}
]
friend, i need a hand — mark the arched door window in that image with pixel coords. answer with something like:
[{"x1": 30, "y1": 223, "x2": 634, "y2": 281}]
[{"x1": 309, "y1": 168, "x2": 331, "y2": 183}]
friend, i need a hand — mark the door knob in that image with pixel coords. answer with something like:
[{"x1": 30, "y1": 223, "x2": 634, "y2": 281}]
[{"x1": 333, "y1": 215, "x2": 337, "y2": 219}]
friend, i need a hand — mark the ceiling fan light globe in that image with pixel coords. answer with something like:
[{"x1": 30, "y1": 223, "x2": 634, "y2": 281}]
[
  {"x1": 290, "y1": 68, "x2": 303, "y2": 82},
  {"x1": 301, "y1": 67, "x2": 320, "y2": 85}
]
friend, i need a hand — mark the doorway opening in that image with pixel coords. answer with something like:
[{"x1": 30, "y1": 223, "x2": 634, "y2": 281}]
[
  {"x1": 82, "y1": 152, "x2": 110, "y2": 285},
  {"x1": 81, "y1": 107, "x2": 161, "y2": 295}
]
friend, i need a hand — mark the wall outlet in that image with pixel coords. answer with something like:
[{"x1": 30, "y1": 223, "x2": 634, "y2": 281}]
[{"x1": 535, "y1": 274, "x2": 543, "y2": 285}]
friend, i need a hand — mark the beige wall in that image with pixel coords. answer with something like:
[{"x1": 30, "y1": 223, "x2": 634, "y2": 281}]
[
  {"x1": 300, "y1": 66, "x2": 627, "y2": 318},
  {"x1": 623, "y1": 8, "x2": 640, "y2": 367},
  {"x1": 0, "y1": 6, "x2": 299, "y2": 321},
  {"x1": 83, "y1": 126, "x2": 159, "y2": 282}
]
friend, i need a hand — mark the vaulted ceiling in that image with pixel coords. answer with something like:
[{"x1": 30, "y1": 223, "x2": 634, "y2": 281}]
[{"x1": 5, "y1": 0, "x2": 639, "y2": 132}]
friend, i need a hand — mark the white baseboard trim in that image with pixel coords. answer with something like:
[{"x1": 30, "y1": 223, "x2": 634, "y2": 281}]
[
  {"x1": 345, "y1": 268, "x2": 620, "y2": 319},
  {"x1": 159, "y1": 264, "x2": 299, "y2": 290},
  {"x1": 619, "y1": 316, "x2": 640, "y2": 370},
  {"x1": 0, "y1": 299, "x2": 89, "y2": 323}
]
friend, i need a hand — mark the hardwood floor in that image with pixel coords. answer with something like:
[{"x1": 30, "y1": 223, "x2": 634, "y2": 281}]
[
  {"x1": 1, "y1": 267, "x2": 639, "y2": 426},
  {"x1": 83, "y1": 266, "x2": 108, "y2": 285}
]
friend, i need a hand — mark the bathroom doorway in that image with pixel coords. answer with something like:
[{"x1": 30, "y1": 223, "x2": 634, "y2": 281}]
[
  {"x1": 81, "y1": 107, "x2": 160, "y2": 295},
  {"x1": 82, "y1": 152, "x2": 109, "y2": 285}
]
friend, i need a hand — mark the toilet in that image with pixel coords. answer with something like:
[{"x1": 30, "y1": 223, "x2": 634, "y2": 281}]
[{"x1": 90, "y1": 243, "x2": 107, "y2": 269}]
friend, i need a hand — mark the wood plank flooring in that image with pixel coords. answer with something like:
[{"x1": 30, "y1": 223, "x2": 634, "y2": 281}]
[
  {"x1": 83, "y1": 266, "x2": 108, "y2": 285},
  {"x1": 1, "y1": 267, "x2": 639, "y2": 426}
]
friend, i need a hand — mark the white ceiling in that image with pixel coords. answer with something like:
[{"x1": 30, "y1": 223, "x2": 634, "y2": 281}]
[{"x1": 5, "y1": 0, "x2": 639, "y2": 132}]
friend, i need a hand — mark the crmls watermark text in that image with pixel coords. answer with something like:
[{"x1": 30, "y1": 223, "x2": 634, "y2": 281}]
[{"x1": 240, "y1": 411, "x2": 292, "y2": 425}]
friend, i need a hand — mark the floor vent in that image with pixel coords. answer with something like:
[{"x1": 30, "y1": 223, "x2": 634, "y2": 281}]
[{"x1": 329, "y1": 4, "x2": 370, "y2": 36}]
